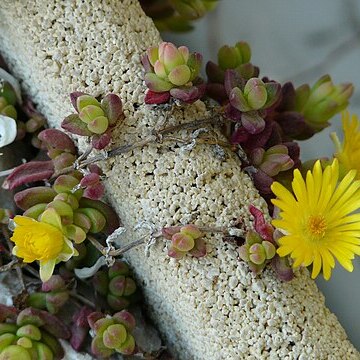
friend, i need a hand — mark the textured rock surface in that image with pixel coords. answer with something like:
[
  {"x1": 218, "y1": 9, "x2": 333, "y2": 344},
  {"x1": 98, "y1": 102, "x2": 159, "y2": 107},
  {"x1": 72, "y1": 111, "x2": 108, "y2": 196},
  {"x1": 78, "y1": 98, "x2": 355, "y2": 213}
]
[{"x1": 0, "y1": 1, "x2": 359, "y2": 359}]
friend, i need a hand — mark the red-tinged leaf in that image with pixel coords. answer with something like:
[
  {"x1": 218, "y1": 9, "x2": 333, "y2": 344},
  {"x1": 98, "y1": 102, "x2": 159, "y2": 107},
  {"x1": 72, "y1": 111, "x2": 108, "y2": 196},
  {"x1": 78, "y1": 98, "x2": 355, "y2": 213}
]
[
  {"x1": 14, "y1": 186, "x2": 56, "y2": 210},
  {"x1": 87, "y1": 312, "x2": 104, "y2": 330},
  {"x1": 88, "y1": 164, "x2": 103, "y2": 175},
  {"x1": 161, "y1": 226, "x2": 182, "y2": 240},
  {"x1": 145, "y1": 90, "x2": 171, "y2": 105},
  {"x1": 0, "y1": 304, "x2": 18, "y2": 322},
  {"x1": 70, "y1": 91, "x2": 87, "y2": 112},
  {"x1": 205, "y1": 61, "x2": 225, "y2": 84},
  {"x1": 83, "y1": 183, "x2": 105, "y2": 200},
  {"x1": 249, "y1": 205, "x2": 274, "y2": 241},
  {"x1": 225, "y1": 103, "x2": 242, "y2": 122},
  {"x1": 61, "y1": 114, "x2": 92, "y2": 136},
  {"x1": 38, "y1": 129, "x2": 76, "y2": 154},
  {"x1": 37, "y1": 309, "x2": 71, "y2": 339},
  {"x1": 80, "y1": 173, "x2": 100, "y2": 187},
  {"x1": 3, "y1": 161, "x2": 54, "y2": 190},
  {"x1": 189, "y1": 237, "x2": 207, "y2": 258},
  {"x1": 70, "y1": 324, "x2": 89, "y2": 351},
  {"x1": 73, "y1": 307, "x2": 93, "y2": 328},
  {"x1": 170, "y1": 83, "x2": 206, "y2": 104},
  {"x1": 101, "y1": 94, "x2": 123, "y2": 126},
  {"x1": 92, "y1": 132, "x2": 111, "y2": 150},
  {"x1": 271, "y1": 255, "x2": 294, "y2": 282}
]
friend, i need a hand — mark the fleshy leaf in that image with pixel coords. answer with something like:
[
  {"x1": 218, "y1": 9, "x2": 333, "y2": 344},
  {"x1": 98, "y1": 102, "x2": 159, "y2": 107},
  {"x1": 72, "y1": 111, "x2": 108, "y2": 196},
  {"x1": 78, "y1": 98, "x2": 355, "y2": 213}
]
[
  {"x1": 3, "y1": 161, "x2": 54, "y2": 190},
  {"x1": 61, "y1": 114, "x2": 92, "y2": 136}
]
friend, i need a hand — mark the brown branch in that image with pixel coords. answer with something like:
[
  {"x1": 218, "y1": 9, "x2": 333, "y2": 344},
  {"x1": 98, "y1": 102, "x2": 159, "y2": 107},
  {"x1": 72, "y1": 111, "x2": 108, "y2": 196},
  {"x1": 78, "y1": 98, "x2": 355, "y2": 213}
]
[{"x1": 52, "y1": 116, "x2": 224, "y2": 177}]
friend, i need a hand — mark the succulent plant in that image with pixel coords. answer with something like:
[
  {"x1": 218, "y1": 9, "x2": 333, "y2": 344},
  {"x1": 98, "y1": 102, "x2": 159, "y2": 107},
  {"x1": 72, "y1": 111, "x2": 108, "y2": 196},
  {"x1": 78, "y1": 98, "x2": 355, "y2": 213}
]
[
  {"x1": 93, "y1": 261, "x2": 137, "y2": 311},
  {"x1": 273, "y1": 76, "x2": 354, "y2": 140},
  {"x1": 88, "y1": 310, "x2": 136, "y2": 357},
  {"x1": 238, "y1": 206, "x2": 294, "y2": 281},
  {"x1": 162, "y1": 224, "x2": 206, "y2": 259},
  {"x1": 139, "y1": 0, "x2": 218, "y2": 32},
  {"x1": 27, "y1": 275, "x2": 69, "y2": 314},
  {"x1": 238, "y1": 230, "x2": 276, "y2": 273},
  {"x1": 61, "y1": 92, "x2": 124, "y2": 149},
  {"x1": 0, "y1": 305, "x2": 70, "y2": 360},
  {"x1": 142, "y1": 41, "x2": 205, "y2": 104}
]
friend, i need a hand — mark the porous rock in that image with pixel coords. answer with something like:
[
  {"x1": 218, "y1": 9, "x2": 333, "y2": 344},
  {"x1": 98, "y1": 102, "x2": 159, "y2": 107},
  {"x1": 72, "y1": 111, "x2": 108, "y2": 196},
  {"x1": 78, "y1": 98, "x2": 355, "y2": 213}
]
[{"x1": 0, "y1": 1, "x2": 358, "y2": 359}]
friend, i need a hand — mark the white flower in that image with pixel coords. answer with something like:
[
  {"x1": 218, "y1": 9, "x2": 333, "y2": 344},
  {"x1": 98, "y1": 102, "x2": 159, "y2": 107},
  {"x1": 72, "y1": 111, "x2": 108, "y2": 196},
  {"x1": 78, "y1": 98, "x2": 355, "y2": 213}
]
[{"x1": 0, "y1": 115, "x2": 17, "y2": 148}]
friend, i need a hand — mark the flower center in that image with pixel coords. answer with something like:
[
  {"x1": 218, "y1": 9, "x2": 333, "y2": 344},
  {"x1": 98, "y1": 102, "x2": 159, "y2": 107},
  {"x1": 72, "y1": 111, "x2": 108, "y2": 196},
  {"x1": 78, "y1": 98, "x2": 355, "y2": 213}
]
[{"x1": 307, "y1": 215, "x2": 327, "y2": 238}]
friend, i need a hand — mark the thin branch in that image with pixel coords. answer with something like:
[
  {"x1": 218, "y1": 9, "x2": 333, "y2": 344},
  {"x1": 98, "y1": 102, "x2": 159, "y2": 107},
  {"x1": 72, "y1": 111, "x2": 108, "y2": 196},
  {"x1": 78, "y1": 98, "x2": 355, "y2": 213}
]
[
  {"x1": 0, "y1": 259, "x2": 19, "y2": 272},
  {"x1": 2, "y1": 225, "x2": 26, "y2": 290},
  {"x1": 52, "y1": 116, "x2": 223, "y2": 177},
  {"x1": 70, "y1": 291, "x2": 96, "y2": 309},
  {"x1": 108, "y1": 238, "x2": 146, "y2": 256}
]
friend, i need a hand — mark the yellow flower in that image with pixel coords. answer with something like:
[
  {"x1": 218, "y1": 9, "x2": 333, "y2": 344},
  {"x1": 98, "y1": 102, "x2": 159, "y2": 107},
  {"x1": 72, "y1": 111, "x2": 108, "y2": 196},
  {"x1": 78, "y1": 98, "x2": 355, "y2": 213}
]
[
  {"x1": 271, "y1": 159, "x2": 360, "y2": 280},
  {"x1": 331, "y1": 111, "x2": 360, "y2": 179},
  {"x1": 11, "y1": 208, "x2": 76, "y2": 282}
]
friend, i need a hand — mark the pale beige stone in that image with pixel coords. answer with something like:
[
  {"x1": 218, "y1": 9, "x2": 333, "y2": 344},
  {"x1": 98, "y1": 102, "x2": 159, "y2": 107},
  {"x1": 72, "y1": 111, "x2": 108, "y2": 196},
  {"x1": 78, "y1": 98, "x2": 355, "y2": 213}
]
[{"x1": 0, "y1": 0, "x2": 359, "y2": 359}]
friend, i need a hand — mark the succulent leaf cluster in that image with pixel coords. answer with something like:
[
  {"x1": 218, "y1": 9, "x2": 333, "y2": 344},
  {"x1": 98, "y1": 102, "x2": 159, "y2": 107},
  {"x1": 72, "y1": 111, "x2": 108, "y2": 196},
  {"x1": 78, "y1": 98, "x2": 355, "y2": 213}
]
[
  {"x1": 93, "y1": 261, "x2": 137, "y2": 311},
  {"x1": 0, "y1": 304, "x2": 70, "y2": 360},
  {"x1": 88, "y1": 310, "x2": 136, "y2": 357},
  {"x1": 139, "y1": 0, "x2": 218, "y2": 32},
  {"x1": 162, "y1": 224, "x2": 206, "y2": 259},
  {"x1": 142, "y1": 42, "x2": 205, "y2": 104},
  {"x1": 27, "y1": 275, "x2": 69, "y2": 314},
  {"x1": 239, "y1": 206, "x2": 293, "y2": 280},
  {"x1": 62, "y1": 92, "x2": 124, "y2": 150}
]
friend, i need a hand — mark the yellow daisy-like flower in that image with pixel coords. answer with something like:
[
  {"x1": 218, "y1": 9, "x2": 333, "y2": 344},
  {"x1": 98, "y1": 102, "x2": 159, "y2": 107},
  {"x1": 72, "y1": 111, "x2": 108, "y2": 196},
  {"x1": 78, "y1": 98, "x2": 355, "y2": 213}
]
[
  {"x1": 11, "y1": 208, "x2": 76, "y2": 282},
  {"x1": 271, "y1": 159, "x2": 360, "y2": 280},
  {"x1": 332, "y1": 111, "x2": 360, "y2": 179}
]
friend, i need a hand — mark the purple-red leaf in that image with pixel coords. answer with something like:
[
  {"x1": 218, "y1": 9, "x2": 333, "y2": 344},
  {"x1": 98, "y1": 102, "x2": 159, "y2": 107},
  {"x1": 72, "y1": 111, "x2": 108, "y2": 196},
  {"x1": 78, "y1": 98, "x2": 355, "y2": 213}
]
[
  {"x1": 101, "y1": 94, "x2": 123, "y2": 126},
  {"x1": 249, "y1": 205, "x2": 274, "y2": 242},
  {"x1": 170, "y1": 83, "x2": 206, "y2": 104},
  {"x1": 144, "y1": 90, "x2": 171, "y2": 105},
  {"x1": 271, "y1": 255, "x2": 294, "y2": 282},
  {"x1": 0, "y1": 304, "x2": 18, "y2": 322},
  {"x1": 61, "y1": 114, "x2": 92, "y2": 136},
  {"x1": 92, "y1": 132, "x2": 111, "y2": 150},
  {"x1": 3, "y1": 161, "x2": 54, "y2": 190},
  {"x1": 70, "y1": 91, "x2": 87, "y2": 112},
  {"x1": 38, "y1": 129, "x2": 76, "y2": 154},
  {"x1": 14, "y1": 186, "x2": 56, "y2": 210}
]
